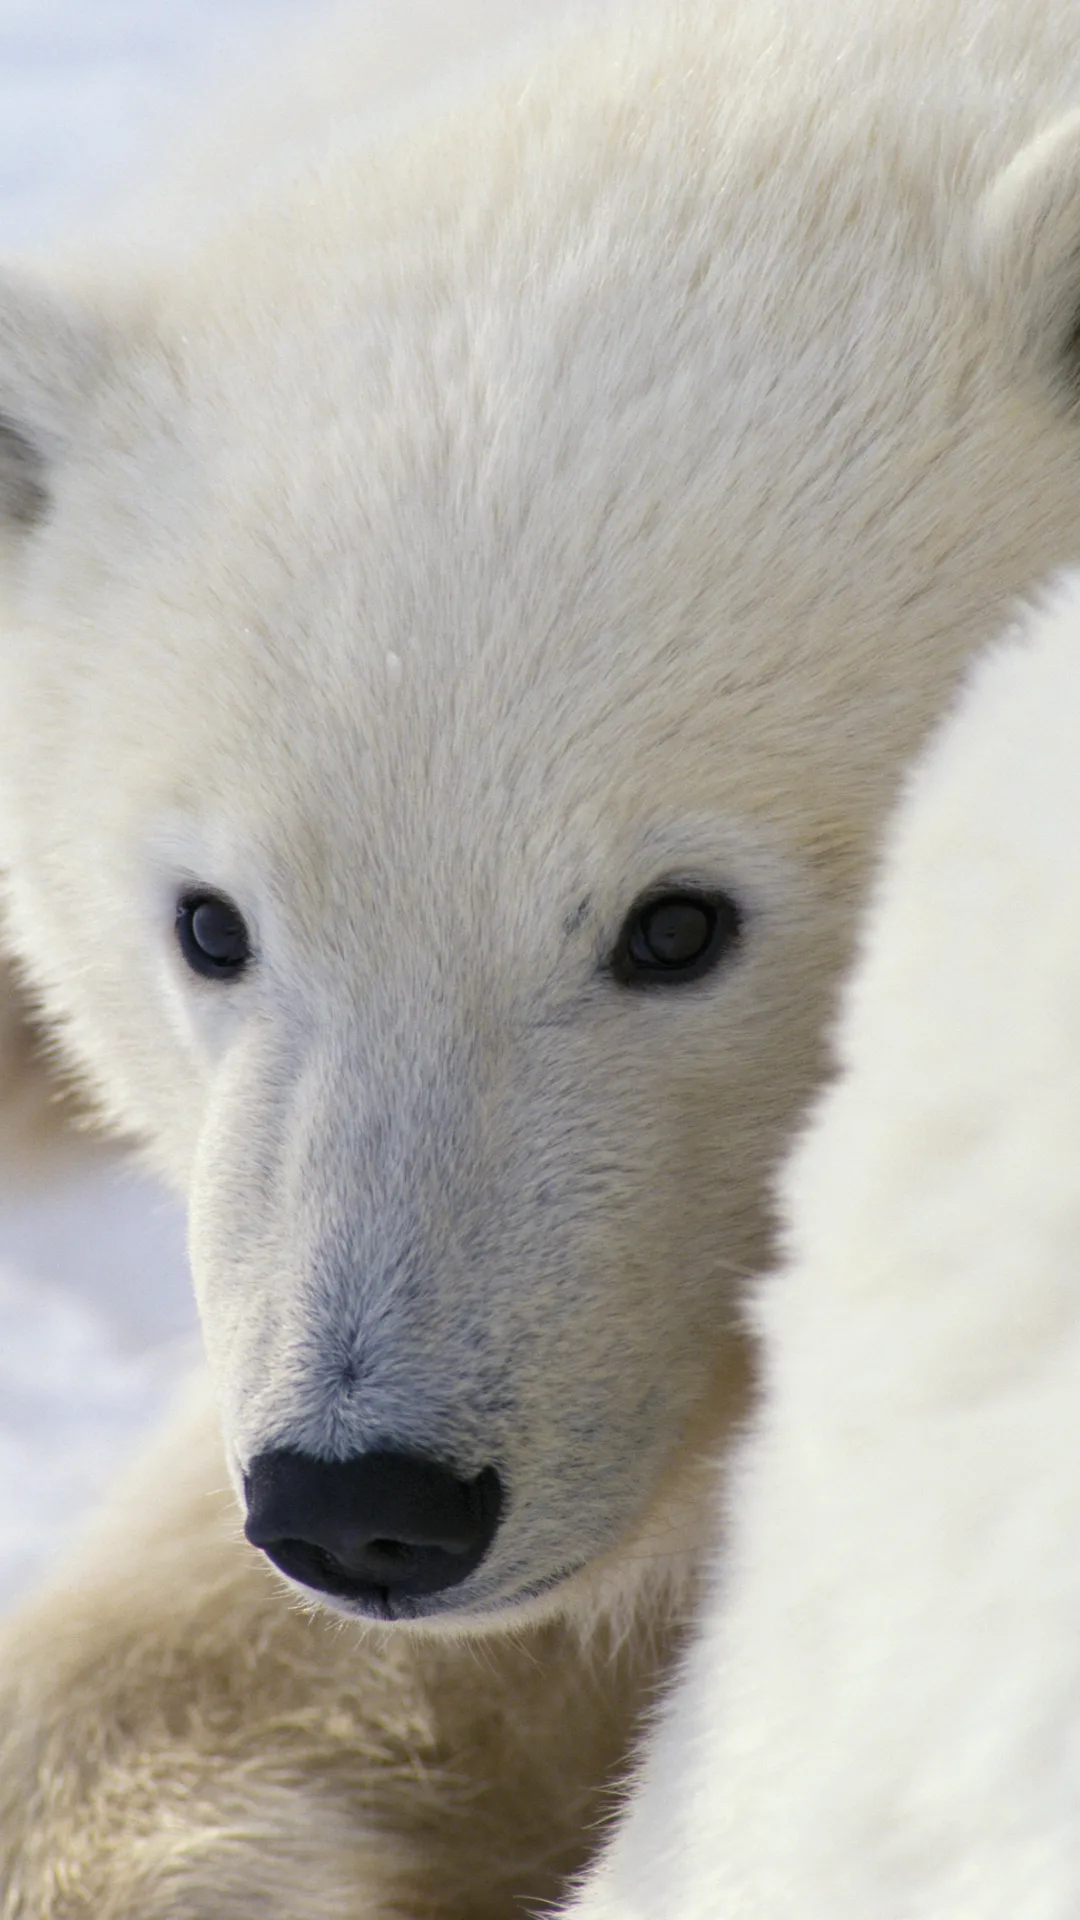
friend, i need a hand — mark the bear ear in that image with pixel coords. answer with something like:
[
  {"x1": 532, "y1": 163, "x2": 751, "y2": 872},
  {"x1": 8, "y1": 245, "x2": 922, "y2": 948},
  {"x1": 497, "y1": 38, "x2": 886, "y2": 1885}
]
[
  {"x1": 971, "y1": 106, "x2": 1080, "y2": 388},
  {"x1": 0, "y1": 269, "x2": 106, "y2": 532}
]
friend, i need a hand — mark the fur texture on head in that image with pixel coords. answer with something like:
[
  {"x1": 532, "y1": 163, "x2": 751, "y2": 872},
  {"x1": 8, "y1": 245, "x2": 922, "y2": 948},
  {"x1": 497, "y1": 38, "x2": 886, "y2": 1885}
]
[
  {"x1": 567, "y1": 577, "x2": 1080, "y2": 1917},
  {"x1": 6, "y1": 0, "x2": 1080, "y2": 1633}
]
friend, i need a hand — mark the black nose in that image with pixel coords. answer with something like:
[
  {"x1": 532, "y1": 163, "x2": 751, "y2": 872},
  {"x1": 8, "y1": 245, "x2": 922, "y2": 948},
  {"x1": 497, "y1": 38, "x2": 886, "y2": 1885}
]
[{"x1": 243, "y1": 1448, "x2": 503, "y2": 1609}]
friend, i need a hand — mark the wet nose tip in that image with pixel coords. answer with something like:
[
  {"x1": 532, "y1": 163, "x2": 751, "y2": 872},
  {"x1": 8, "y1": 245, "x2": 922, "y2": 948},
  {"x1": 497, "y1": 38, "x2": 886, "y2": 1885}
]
[{"x1": 243, "y1": 1447, "x2": 503, "y2": 1606}]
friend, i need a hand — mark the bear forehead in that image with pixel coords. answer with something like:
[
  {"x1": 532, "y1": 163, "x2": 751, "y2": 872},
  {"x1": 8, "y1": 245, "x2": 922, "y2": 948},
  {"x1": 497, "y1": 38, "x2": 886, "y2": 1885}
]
[
  {"x1": 49, "y1": 0, "x2": 1066, "y2": 680},
  {"x1": 77, "y1": 0, "x2": 1014, "y2": 566},
  {"x1": 21, "y1": 0, "x2": 1080, "y2": 896},
  {"x1": 67, "y1": 188, "x2": 966, "y2": 789}
]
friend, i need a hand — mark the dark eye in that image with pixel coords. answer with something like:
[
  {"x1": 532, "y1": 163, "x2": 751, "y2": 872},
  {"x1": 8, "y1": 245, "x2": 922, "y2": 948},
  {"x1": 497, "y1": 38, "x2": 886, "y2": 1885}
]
[
  {"x1": 176, "y1": 891, "x2": 251, "y2": 980},
  {"x1": 612, "y1": 888, "x2": 741, "y2": 987}
]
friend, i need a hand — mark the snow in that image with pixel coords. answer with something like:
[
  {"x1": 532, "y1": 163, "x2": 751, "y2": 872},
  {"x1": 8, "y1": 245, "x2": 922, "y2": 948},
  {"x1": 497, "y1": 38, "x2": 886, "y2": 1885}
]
[
  {"x1": 0, "y1": 0, "x2": 304, "y2": 1608},
  {"x1": 0, "y1": 0, "x2": 298, "y2": 251},
  {"x1": 0, "y1": 1229, "x2": 196, "y2": 1601}
]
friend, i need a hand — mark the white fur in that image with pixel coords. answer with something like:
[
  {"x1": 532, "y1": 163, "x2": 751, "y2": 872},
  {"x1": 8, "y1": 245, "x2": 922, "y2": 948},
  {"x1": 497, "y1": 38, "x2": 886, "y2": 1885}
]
[
  {"x1": 569, "y1": 575, "x2": 1080, "y2": 1918},
  {"x1": 6, "y1": 0, "x2": 1080, "y2": 1611},
  {"x1": 6, "y1": 0, "x2": 1080, "y2": 1910}
]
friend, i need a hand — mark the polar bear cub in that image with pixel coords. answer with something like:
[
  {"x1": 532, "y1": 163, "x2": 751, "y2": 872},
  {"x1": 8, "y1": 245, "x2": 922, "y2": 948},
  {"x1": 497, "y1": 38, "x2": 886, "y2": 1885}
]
[
  {"x1": 568, "y1": 574, "x2": 1080, "y2": 1919},
  {"x1": 9, "y1": 0, "x2": 1080, "y2": 1914}
]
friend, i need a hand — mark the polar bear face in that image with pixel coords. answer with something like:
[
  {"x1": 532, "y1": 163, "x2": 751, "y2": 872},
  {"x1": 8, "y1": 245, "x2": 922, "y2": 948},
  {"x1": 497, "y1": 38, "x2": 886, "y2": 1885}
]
[{"x1": 5, "y1": 1, "x2": 1080, "y2": 1624}]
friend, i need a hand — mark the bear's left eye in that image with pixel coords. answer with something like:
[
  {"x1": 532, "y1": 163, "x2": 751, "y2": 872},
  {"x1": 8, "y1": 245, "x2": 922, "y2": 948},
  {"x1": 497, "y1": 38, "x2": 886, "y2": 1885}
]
[
  {"x1": 612, "y1": 888, "x2": 741, "y2": 987},
  {"x1": 176, "y1": 891, "x2": 251, "y2": 980}
]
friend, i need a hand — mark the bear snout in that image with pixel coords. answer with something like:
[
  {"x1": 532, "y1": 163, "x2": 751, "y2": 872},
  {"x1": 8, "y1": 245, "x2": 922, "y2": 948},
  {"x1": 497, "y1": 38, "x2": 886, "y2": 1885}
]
[{"x1": 243, "y1": 1447, "x2": 503, "y2": 1614}]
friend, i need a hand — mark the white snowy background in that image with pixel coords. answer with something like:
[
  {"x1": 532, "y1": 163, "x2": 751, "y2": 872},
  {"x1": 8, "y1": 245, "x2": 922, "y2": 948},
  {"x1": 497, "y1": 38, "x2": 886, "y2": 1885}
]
[{"x1": 0, "y1": 0, "x2": 304, "y2": 1609}]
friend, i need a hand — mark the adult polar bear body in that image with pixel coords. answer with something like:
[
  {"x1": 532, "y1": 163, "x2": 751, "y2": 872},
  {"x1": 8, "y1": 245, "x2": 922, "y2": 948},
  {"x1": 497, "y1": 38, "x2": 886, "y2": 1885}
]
[
  {"x1": 4, "y1": 0, "x2": 1080, "y2": 1913},
  {"x1": 570, "y1": 577, "x2": 1080, "y2": 1920}
]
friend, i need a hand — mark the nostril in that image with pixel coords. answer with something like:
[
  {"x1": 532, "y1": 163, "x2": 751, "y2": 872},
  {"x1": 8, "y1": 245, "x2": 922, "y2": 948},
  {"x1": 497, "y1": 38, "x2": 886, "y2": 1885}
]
[
  {"x1": 243, "y1": 1448, "x2": 503, "y2": 1608},
  {"x1": 368, "y1": 1538, "x2": 410, "y2": 1564}
]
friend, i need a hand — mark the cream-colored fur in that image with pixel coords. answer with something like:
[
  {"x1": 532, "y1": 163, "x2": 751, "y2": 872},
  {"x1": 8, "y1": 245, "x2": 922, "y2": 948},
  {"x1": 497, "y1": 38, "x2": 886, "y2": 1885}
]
[
  {"x1": 0, "y1": 954, "x2": 71, "y2": 1183},
  {"x1": 6, "y1": 0, "x2": 1080, "y2": 1912},
  {"x1": 568, "y1": 574, "x2": 1080, "y2": 1919}
]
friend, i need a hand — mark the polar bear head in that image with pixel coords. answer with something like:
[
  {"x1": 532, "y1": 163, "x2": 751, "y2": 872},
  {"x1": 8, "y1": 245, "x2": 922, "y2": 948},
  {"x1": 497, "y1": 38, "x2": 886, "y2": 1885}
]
[{"x1": 3, "y1": 0, "x2": 1080, "y2": 1626}]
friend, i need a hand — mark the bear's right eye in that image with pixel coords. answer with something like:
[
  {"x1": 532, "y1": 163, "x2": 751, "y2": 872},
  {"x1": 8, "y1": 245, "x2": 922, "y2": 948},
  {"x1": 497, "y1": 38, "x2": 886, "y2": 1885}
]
[{"x1": 176, "y1": 891, "x2": 251, "y2": 980}]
